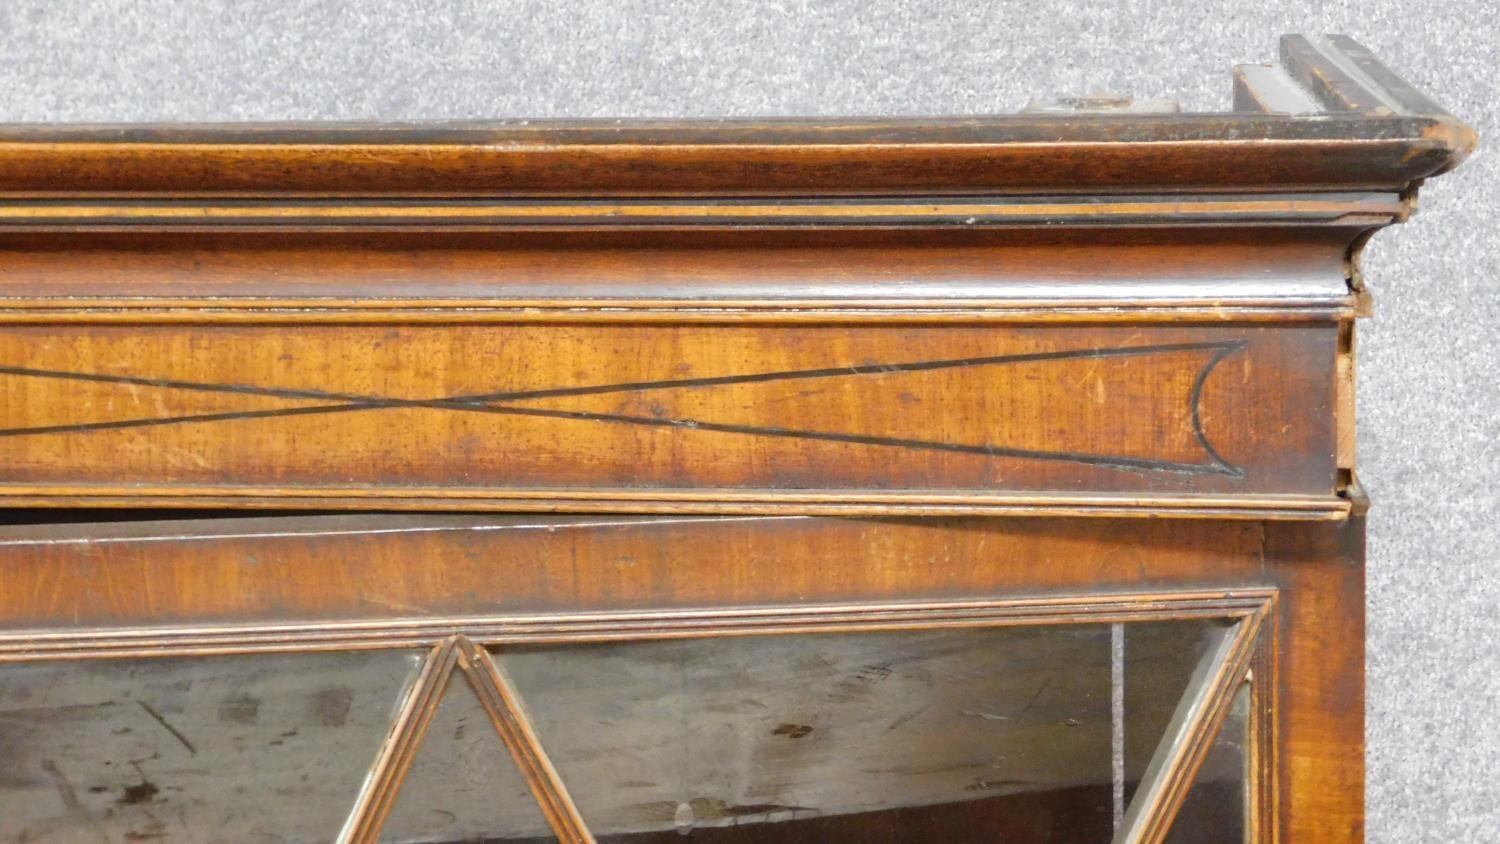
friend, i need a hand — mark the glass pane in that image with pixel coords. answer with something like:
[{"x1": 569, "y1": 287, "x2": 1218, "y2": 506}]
[
  {"x1": 497, "y1": 621, "x2": 1228, "y2": 843},
  {"x1": 0, "y1": 649, "x2": 421, "y2": 843},
  {"x1": 1162, "y1": 681, "x2": 1251, "y2": 844},
  {"x1": 1122, "y1": 621, "x2": 1223, "y2": 806},
  {"x1": 380, "y1": 672, "x2": 555, "y2": 843}
]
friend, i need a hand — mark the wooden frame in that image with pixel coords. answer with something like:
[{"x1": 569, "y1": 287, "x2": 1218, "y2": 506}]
[
  {"x1": 0, "y1": 510, "x2": 1355, "y2": 841},
  {"x1": 0, "y1": 571, "x2": 1276, "y2": 844}
]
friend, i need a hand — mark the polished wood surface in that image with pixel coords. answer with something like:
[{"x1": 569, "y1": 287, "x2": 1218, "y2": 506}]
[
  {"x1": 0, "y1": 34, "x2": 1474, "y2": 843},
  {"x1": 0, "y1": 112, "x2": 1468, "y2": 196},
  {"x1": 0, "y1": 323, "x2": 1336, "y2": 507},
  {"x1": 0, "y1": 227, "x2": 1365, "y2": 325}
]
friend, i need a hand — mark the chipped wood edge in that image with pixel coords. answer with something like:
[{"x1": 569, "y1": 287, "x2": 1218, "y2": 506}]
[{"x1": 1336, "y1": 320, "x2": 1358, "y2": 482}]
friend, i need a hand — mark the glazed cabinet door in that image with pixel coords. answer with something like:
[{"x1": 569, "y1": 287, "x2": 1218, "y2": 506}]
[{"x1": 0, "y1": 512, "x2": 1355, "y2": 843}]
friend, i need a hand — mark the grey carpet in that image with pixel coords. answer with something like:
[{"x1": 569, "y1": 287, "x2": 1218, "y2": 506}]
[{"x1": 2, "y1": 2, "x2": 1496, "y2": 840}]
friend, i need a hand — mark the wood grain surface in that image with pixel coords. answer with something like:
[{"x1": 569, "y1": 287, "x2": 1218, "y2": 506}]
[{"x1": 0, "y1": 323, "x2": 1336, "y2": 508}]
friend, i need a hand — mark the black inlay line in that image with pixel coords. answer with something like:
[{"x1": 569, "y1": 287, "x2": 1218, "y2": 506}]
[
  {"x1": 446, "y1": 341, "x2": 1245, "y2": 404},
  {"x1": 457, "y1": 405, "x2": 1241, "y2": 476},
  {"x1": 0, "y1": 341, "x2": 1248, "y2": 476},
  {"x1": 0, "y1": 364, "x2": 379, "y2": 405},
  {"x1": 0, "y1": 404, "x2": 362, "y2": 439},
  {"x1": 0, "y1": 341, "x2": 1237, "y2": 407},
  {"x1": 1189, "y1": 341, "x2": 1249, "y2": 478}
]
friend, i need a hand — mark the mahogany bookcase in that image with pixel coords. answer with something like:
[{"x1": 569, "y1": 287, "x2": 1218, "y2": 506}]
[{"x1": 0, "y1": 35, "x2": 1473, "y2": 843}]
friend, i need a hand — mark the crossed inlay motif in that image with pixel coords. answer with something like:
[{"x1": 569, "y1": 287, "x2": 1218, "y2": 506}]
[{"x1": 0, "y1": 340, "x2": 1246, "y2": 477}]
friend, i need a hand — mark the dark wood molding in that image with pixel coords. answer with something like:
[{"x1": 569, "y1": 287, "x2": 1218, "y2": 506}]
[{"x1": 0, "y1": 588, "x2": 1278, "y2": 662}]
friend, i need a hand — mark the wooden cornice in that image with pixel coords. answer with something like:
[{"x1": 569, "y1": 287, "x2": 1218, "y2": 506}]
[
  {"x1": 0, "y1": 35, "x2": 1471, "y2": 519},
  {"x1": 0, "y1": 36, "x2": 1472, "y2": 198}
]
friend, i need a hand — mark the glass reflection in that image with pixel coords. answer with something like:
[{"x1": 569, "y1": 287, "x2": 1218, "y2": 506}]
[
  {"x1": 1162, "y1": 681, "x2": 1251, "y2": 844},
  {"x1": 1123, "y1": 621, "x2": 1221, "y2": 806},
  {"x1": 0, "y1": 621, "x2": 1253, "y2": 842},
  {"x1": 491, "y1": 621, "x2": 1230, "y2": 843}
]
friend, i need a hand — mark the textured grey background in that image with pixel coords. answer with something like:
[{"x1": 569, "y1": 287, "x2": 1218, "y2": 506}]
[{"x1": 0, "y1": 2, "x2": 1495, "y2": 840}]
